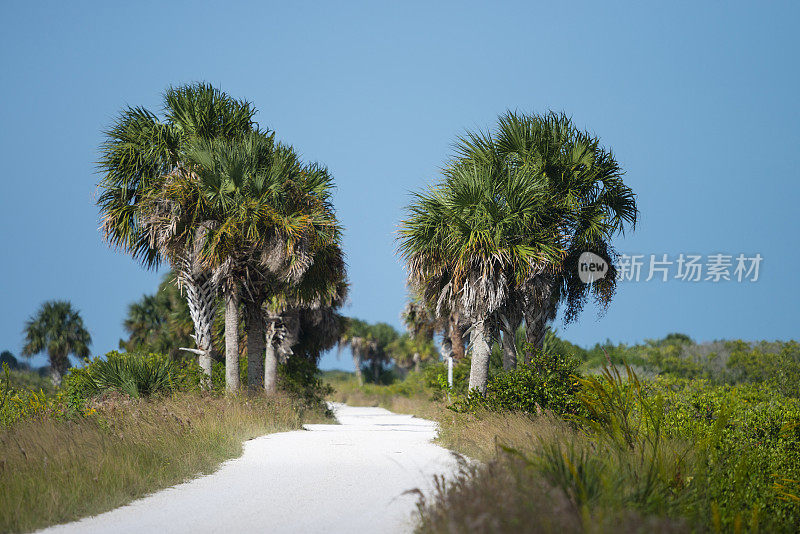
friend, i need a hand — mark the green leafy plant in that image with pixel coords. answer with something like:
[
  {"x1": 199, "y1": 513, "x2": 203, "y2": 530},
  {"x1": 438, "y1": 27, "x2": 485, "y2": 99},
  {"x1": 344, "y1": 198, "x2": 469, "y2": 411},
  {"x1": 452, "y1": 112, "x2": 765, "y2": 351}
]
[
  {"x1": 64, "y1": 351, "x2": 179, "y2": 402},
  {"x1": 450, "y1": 348, "x2": 584, "y2": 417}
]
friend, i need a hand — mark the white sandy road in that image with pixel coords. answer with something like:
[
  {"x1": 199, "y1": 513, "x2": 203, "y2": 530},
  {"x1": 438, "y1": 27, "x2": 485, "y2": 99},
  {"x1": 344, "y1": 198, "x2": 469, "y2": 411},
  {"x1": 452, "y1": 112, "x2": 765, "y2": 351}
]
[{"x1": 38, "y1": 403, "x2": 459, "y2": 534}]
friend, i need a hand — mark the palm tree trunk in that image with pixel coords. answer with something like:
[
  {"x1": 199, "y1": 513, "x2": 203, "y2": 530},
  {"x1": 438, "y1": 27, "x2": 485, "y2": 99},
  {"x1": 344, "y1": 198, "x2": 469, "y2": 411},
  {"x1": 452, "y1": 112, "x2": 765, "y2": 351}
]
[
  {"x1": 264, "y1": 323, "x2": 278, "y2": 393},
  {"x1": 245, "y1": 301, "x2": 265, "y2": 392},
  {"x1": 372, "y1": 357, "x2": 380, "y2": 383},
  {"x1": 180, "y1": 262, "x2": 216, "y2": 377},
  {"x1": 353, "y1": 353, "x2": 363, "y2": 385},
  {"x1": 468, "y1": 319, "x2": 491, "y2": 394},
  {"x1": 49, "y1": 351, "x2": 66, "y2": 386},
  {"x1": 449, "y1": 314, "x2": 466, "y2": 361},
  {"x1": 224, "y1": 287, "x2": 240, "y2": 393},
  {"x1": 524, "y1": 308, "x2": 548, "y2": 360},
  {"x1": 501, "y1": 329, "x2": 517, "y2": 370},
  {"x1": 523, "y1": 278, "x2": 556, "y2": 360}
]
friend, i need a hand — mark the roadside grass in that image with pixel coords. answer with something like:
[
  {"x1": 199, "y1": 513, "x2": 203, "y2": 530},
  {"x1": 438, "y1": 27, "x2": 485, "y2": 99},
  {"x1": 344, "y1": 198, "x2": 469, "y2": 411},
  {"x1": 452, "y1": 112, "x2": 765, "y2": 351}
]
[
  {"x1": 0, "y1": 391, "x2": 329, "y2": 533},
  {"x1": 325, "y1": 368, "x2": 800, "y2": 533}
]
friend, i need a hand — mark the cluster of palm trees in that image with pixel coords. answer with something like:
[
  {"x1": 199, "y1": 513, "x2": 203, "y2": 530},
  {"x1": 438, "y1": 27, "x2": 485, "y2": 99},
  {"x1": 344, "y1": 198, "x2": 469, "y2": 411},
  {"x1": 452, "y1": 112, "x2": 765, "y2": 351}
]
[
  {"x1": 98, "y1": 84, "x2": 347, "y2": 393},
  {"x1": 337, "y1": 312, "x2": 438, "y2": 384},
  {"x1": 399, "y1": 111, "x2": 637, "y2": 394}
]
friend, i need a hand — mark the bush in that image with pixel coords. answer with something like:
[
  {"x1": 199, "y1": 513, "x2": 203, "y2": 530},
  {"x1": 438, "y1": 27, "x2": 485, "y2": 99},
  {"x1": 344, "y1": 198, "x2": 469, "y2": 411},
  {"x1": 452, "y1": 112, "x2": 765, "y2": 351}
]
[
  {"x1": 450, "y1": 349, "x2": 584, "y2": 417},
  {"x1": 420, "y1": 360, "x2": 800, "y2": 532},
  {"x1": 63, "y1": 351, "x2": 191, "y2": 406},
  {"x1": 278, "y1": 356, "x2": 333, "y2": 410}
]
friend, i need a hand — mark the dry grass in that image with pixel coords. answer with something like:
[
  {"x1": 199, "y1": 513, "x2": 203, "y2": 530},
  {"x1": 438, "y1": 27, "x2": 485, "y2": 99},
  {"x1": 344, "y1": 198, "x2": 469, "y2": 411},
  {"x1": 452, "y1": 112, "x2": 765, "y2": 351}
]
[
  {"x1": 416, "y1": 411, "x2": 689, "y2": 533},
  {"x1": 0, "y1": 391, "x2": 328, "y2": 533},
  {"x1": 325, "y1": 375, "x2": 690, "y2": 533}
]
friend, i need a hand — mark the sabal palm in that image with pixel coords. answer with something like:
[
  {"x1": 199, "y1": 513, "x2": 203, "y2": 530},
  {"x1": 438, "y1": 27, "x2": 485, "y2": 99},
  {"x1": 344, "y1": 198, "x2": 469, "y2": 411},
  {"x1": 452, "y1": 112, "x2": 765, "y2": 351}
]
[
  {"x1": 264, "y1": 242, "x2": 348, "y2": 391},
  {"x1": 338, "y1": 318, "x2": 374, "y2": 385},
  {"x1": 144, "y1": 130, "x2": 339, "y2": 392},
  {"x1": 98, "y1": 83, "x2": 254, "y2": 375},
  {"x1": 338, "y1": 318, "x2": 398, "y2": 385},
  {"x1": 454, "y1": 111, "x2": 638, "y2": 353},
  {"x1": 22, "y1": 301, "x2": 92, "y2": 385},
  {"x1": 121, "y1": 272, "x2": 196, "y2": 358},
  {"x1": 400, "y1": 162, "x2": 566, "y2": 393},
  {"x1": 400, "y1": 296, "x2": 444, "y2": 370}
]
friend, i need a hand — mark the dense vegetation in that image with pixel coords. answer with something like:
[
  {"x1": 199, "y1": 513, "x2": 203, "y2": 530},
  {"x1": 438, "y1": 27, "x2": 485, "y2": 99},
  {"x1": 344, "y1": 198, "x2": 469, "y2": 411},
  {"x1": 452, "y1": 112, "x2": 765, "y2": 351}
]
[
  {"x1": 326, "y1": 332, "x2": 800, "y2": 533},
  {"x1": 0, "y1": 352, "x2": 330, "y2": 533},
  {"x1": 3, "y1": 88, "x2": 793, "y2": 534}
]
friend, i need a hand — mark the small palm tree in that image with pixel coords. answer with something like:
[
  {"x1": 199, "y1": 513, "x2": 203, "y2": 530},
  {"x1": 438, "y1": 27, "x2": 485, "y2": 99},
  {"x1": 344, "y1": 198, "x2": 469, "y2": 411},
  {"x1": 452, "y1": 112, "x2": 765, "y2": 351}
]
[
  {"x1": 121, "y1": 272, "x2": 197, "y2": 358},
  {"x1": 22, "y1": 301, "x2": 92, "y2": 385},
  {"x1": 338, "y1": 318, "x2": 374, "y2": 385}
]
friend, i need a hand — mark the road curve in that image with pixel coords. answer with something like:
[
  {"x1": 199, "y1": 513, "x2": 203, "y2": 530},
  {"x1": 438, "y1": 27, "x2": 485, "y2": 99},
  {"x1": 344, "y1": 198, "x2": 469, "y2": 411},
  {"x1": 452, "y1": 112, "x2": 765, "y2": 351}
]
[{"x1": 38, "y1": 403, "x2": 458, "y2": 534}]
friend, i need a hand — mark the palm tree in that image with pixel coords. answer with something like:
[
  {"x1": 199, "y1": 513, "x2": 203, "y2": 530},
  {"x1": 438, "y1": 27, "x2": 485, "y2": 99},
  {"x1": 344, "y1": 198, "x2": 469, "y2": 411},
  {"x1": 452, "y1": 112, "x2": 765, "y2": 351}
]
[
  {"x1": 338, "y1": 318, "x2": 373, "y2": 385},
  {"x1": 98, "y1": 83, "x2": 255, "y2": 376},
  {"x1": 265, "y1": 242, "x2": 348, "y2": 391},
  {"x1": 399, "y1": 162, "x2": 566, "y2": 393},
  {"x1": 121, "y1": 272, "x2": 197, "y2": 359},
  {"x1": 365, "y1": 323, "x2": 400, "y2": 382},
  {"x1": 399, "y1": 296, "x2": 442, "y2": 371},
  {"x1": 144, "y1": 131, "x2": 338, "y2": 392},
  {"x1": 21, "y1": 301, "x2": 92, "y2": 385},
  {"x1": 453, "y1": 111, "x2": 638, "y2": 354},
  {"x1": 388, "y1": 333, "x2": 438, "y2": 372}
]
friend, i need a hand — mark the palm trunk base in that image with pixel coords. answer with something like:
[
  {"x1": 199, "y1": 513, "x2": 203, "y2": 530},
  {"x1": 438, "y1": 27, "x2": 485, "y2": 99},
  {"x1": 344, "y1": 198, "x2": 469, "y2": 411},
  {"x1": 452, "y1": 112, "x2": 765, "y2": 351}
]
[
  {"x1": 467, "y1": 321, "x2": 491, "y2": 395},
  {"x1": 224, "y1": 289, "x2": 240, "y2": 393}
]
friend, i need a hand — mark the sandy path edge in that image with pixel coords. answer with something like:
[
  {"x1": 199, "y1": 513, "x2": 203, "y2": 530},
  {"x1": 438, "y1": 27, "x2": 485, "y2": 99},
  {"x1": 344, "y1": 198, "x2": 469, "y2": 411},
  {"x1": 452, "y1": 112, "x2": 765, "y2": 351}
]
[{"x1": 37, "y1": 403, "x2": 459, "y2": 534}]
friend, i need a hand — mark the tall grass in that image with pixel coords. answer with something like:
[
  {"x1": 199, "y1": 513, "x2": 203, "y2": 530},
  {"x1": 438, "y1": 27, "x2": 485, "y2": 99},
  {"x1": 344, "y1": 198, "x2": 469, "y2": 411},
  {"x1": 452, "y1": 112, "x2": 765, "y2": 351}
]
[
  {"x1": 324, "y1": 366, "x2": 800, "y2": 532},
  {"x1": 0, "y1": 392, "x2": 328, "y2": 533}
]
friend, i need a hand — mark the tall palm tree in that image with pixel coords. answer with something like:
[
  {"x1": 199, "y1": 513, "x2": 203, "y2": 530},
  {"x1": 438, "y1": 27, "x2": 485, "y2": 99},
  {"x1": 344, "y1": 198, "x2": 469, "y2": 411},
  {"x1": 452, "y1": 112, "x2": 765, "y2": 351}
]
[
  {"x1": 400, "y1": 162, "x2": 566, "y2": 393},
  {"x1": 22, "y1": 301, "x2": 92, "y2": 385},
  {"x1": 453, "y1": 111, "x2": 638, "y2": 354},
  {"x1": 97, "y1": 83, "x2": 255, "y2": 376},
  {"x1": 144, "y1": 131, "x2": 338, "y2": 392}
]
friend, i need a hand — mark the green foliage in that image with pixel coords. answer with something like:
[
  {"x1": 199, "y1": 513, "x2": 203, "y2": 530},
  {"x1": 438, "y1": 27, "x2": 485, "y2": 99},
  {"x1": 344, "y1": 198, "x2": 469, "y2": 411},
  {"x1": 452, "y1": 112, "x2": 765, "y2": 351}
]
[
  {"x1": 648, "y1": 376, "x2": 800, "y2": 529},
  {"x1": 450, "y1": 349, "x2": 584, "y2": 417},
  {"x1": 120, "y1": 272, "x2": 201, "y2": 358},
  {"x1": 21, "y1": 300, "x2": 92, "y2": 380},
  {"x1": 726, "y1": 340, "x2": 800, "y2": 397},
  {"x1": 423, "y1": 358, "x2": 470, "y2": 398},
  {"x1": 1, "y1": 350, "x2": 22, "y2": 370},
  {"x1": 4, "y1": 366, "x2": 53, "y2": 394},
  {"x1": 278, "y1": 356, "x2": 333, "y2": 410},
  {"x1": 63, "y1": 352, "x2": 184, "y2": 404},
  {"x1": 1, "y1": 364, "x2": 70, "y2": 426}
]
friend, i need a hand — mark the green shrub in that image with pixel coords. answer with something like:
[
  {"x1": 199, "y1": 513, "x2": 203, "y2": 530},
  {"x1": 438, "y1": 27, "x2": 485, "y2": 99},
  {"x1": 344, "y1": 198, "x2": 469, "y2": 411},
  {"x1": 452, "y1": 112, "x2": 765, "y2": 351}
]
[
  {"x1": 423, "y1": 357, "x2": 471, "y2": 398},
  {"x1": 278, "y1": 356, "x2": 333, "y2": 410},
  {"x1": 63, "y1": 352, "x2": 185, "y2": 405},
  {"x1": 450, "y1": 349, "x2": 584, "y2": 417}
]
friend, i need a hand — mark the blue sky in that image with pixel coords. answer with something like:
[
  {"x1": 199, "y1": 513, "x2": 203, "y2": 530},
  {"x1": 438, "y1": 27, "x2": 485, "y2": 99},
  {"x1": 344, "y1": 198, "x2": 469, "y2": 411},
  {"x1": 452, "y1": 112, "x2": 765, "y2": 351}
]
[{"x1": 1, "y1": 1, "x2": 798, "y2": 371}]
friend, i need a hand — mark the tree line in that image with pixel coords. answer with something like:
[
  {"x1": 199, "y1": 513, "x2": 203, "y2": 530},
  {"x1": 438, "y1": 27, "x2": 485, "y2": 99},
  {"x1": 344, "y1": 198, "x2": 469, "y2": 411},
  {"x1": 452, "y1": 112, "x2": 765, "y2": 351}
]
[{"x1": 14, "y1": 85, "x2": 637, "y2": 396}]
